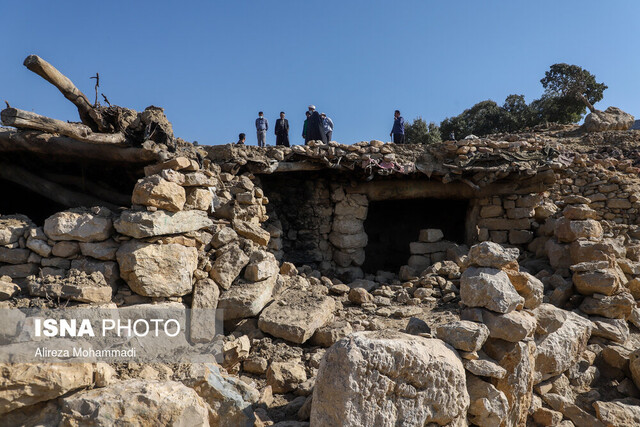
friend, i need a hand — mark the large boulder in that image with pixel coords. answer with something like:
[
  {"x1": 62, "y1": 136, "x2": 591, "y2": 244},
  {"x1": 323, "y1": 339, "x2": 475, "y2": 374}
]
[
  {"x1": 59, "y1": 379, "x2": 209, "y2": 426},
  {"x1": 555, "y1": 218, "x2": 603, "y2": 242},
  {"x1": 114, "y1": 209, "x2": 213, "y2": 238},
  {"x1": 460, "y1": 267, "x2": 524, "y2": 313},
  {"x1": 44, "y1": 210, "x2": 113, "y2": 242},
  {"x1": 311, "y1": 331, "x2": 469, "y2": 426},
  {"x1": 116, "y1": 241, "x2": 198, "y2": 297},
  {"x1": 582, "y1": 106, "x2": 635, "y2": 132},
  {"x1": 533, "y1": 304, "x2": 593, "y2": 381},
  {"x1": 0, "y1": 363, "x2": 93, "y2": 415}
]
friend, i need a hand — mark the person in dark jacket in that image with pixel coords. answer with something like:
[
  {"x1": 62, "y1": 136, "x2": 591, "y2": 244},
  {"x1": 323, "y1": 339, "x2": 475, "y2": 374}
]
[
  {"x1": 274, "y1": 112, "x2": 290, "y2": 147},
  {"x1": 390, "y1": 110, "x2": 405, "y2": 144},
  {"x1": 304, "y1": 105, "x2": 327, "y2": 144},
  {"x1": 302, "y1": 111, "x2": 311, "y2": 141}
]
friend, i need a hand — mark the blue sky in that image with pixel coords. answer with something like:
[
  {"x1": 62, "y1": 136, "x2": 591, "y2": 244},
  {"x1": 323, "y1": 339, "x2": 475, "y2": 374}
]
[{"x1": 2, "y1": 1, "x2": 639, "y2": 145}]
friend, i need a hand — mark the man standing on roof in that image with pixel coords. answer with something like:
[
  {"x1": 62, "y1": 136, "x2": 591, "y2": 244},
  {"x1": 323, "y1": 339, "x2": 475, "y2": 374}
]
[
  {"x1": 305, "y1": 105, "x2": 327, "y2": 145},
  {"x1": 390, "y1": 110, "x2": 405, "y2": 144},
  {"x1": 321, "y1": 113, "x2": 334, "y2": 142},
  {"x1": 302, "y1": 111, "x2": 311, "y2": 142},
  {"x1": 255, "y1": 111, "x2": 269, "y2": 147},
  {"x1": 275, "y1": 111, "x2": 290, "y2": 147}
]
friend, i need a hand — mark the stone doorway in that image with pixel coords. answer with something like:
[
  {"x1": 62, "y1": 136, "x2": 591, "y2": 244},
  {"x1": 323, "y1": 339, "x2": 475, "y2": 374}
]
[{"x1": 361, "y1": 198, "x2": 469, "y2": 273}]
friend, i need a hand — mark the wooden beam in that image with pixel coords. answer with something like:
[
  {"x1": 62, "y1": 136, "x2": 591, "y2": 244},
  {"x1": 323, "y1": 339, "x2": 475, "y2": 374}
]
[
  {"x1": 0, "y1": 162, "x2": 118, "y2": 210},
  {"x1": 23, "y1": 55, "x2": 108, "y2": 131},
  {"x1": 0, "y1": 129, "x2": 159, "y2": 164},
  {"x1": 1, "y1": 108, "x2": 125, "y2": 144},
  {"x1": 347, "y1": 169, "x2": 556, "y2": 200}
]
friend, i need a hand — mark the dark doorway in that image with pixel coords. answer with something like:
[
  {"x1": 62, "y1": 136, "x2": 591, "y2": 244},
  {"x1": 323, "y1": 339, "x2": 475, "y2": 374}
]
[
  {"x1": 0, "y1": 179, "x2": 67, "y2": 225},
  {"x1": 362, "y1": 198, "x2": 469, "y2": 273}
]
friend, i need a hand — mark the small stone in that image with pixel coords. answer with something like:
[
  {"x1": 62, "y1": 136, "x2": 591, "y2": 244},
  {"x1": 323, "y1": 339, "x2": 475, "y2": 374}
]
[{"x1": 267, "y1": 362, "x2": 307, "y2": 394}]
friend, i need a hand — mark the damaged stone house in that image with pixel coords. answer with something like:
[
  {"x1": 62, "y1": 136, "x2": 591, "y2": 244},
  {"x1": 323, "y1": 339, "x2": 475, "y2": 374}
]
[{"x1": 1, "y1": 55, "x2": 640, "y2": 426}]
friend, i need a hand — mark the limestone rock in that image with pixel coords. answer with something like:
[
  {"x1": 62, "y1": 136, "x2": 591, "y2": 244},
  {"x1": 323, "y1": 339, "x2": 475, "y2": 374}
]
[
  {"x1": 59, "y1": 379, "x2": 209, "y2": 426},
  {"x1": 419, "y1": 228, "x2": 444, "y2": 243},
  {"x1": 232, "y1": 220, "x2": 270, "y2": 246},
  {"x1": 0, "y1": 247, "x2": 30, "y2": 264},
  {"x1": 0, "y1": 214, "x2": 33, "y2": 245},
  {"x1": 190, "y1": 278, "x2": 220, "y2": 343},
  {"x1": 26, "y1": 237, "x2": 51, "y2": 257},
  {"x1": 534, "y1": 304, "x2": 593, "y2": 380},
  {"x1": 348, "y1": 287, "x2": 373, "y2": 305},
  {"x1": 506, "y1": 270, "x2": 544, "y2": 309},
  {"x1": 591, "y1": 316, "x2": 629, "y2": 344},
  {"x1": 467, "y1": 241, "x2": 519, "y2": 268},
  {"x1": 329, "y1": 231, "x2": 368, "y2": 249},
  {"x1": 583, "y1": 106, "x2": 635, "y2": 132},
  {"x1": 218, "y1": 274, "x2": 278, "y2": 319},
  {"x1": 484, "y1": 339, "x2": 536, "y2": 427},
  {"x1": 311, "y1": 331, "x2": 469, "y2": 426},
  {"x1": 258, "y1": 288, "x2": 335, "y2": 344},
  {"x1": 466, "y1": 374, "x2": 509, "y2": 427},
  {"x1": 555, "y1": 218, "x2": 603, "y2": 242},
  {"x1": 435, "y1": 320, "x2": 489, "y2": 352},
  {"x1": 70, "y1": 257, "x2": 120, "y2": 288},
  {"x1": 563, "y1": 204, "x2": 597, "y2": 220},
  {"x1": 0, "y1": 363, "x2": 93, "y2": 415},
  {"x1": 267, "y1": 361, "x2": 307, "y2": 394},
  {"x1": 579, "y1": 292, "x2": 634, "y2": 319},
  {"x1": 463, "y1": 356, "x2": 507, "y2": 379},
  {"x1": 482, "y1": 309, "x2": 536, "y2": 342},
  {"x1": 573, "y1": 268, "x2": 621, "y2": 296},
  {"x1": 212, "y1": 227, "x2": 238, "y2": 249},
  {"x1": 0, "y1": 276, "x2": 20, "y2": 300},
  {"x1": 185, "y1": 187, "x2": 213, "y2": 211},
  {"x1": 311, "y1": 321, "x2": 354, "y2": 347},
  {"x1": 117, "y1": 241, "x2": 198, "y2": 297},
  {"x1": 78, "y1": 239, "x2": 120, "y2": 261},
  {"x1": 27, "y1": 270, "x2": 113, "y2": 304},
  {"x1": 210, "y1": 244, "x2": 250, "y2": 290},
  {"x1": 114, "y1": 209, "x2": 213, "y2": 238},
  {"x1": 631, "y1": 348, "x2": 640, "y2": 390},
  {"x1": 132, "y1": 175, "x2": 186, "y2": 212},
  {"x1": 244, "y1": 250, "x2": 279, "y2": 282},
  {"x1": 183, "y1": 363, "x2": 259, "y2": 427},
  {"x1": 44, "y1": 210, "x2": 113, "y2": 242},
  {"x1": 593, "y1": 398, "x2": 640, "y2": 426},
  {"x1": 542, "y1": 393, "x2": 605, "y2": 427},
  {"x1": 460, "y1": 267, "x2": 524, "y2": 313}
]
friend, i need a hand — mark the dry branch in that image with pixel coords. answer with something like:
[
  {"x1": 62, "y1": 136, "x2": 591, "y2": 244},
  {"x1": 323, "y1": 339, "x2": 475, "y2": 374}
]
[
  {"x1": 1, "y1": 108, "x2": 125, "y2": 144},
  {"x1": 23, "y1": 55, "x2": 108, "y2": 131}
]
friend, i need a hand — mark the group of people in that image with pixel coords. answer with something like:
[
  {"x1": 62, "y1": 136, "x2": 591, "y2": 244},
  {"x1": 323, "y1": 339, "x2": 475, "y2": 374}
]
[
  {"x1": 236, "y1": 108, "x2": 430, "y2": 147},
  {"x1": 237, "y1": 106, "x2": 334, "y2": 147}
]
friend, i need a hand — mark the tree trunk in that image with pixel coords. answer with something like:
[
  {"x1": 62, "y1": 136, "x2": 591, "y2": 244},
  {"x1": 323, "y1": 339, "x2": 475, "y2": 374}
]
[
  {"x1": 23, "y1": 55, "x2": 108, "y2": 132},
  {"x1": 1, "y1": 108, "x2": 125, "y2": 144},
  {"x1": 577, "y1": 93, "x2": 596, "y2": 113}
]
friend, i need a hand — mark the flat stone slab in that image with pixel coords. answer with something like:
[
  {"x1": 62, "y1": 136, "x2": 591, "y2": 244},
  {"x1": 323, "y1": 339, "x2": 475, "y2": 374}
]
[
  {"x1": 218, "y1": 274, "x2": 278, "y2": 320},
  {"x1": 258, "y1": 288, "x2": 335, "y2": 344},
  {"x1": 114, "y1": 210, "x2": 212, "y2": 238}
]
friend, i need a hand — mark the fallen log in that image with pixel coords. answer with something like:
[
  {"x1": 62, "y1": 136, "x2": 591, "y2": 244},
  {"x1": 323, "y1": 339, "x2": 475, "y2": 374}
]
[
  {"x1": 0, "y1": 162, "x2": 118, "y2": 210},
  {"x1": 1, "y1": 108, "x2": 125, "y2": 144},
  {"x1": 0, "y1": 129, "x2": 159, "y2": 164},
  {"x1": 23, "y1": 55, "x2": 108, "y2": 132}
]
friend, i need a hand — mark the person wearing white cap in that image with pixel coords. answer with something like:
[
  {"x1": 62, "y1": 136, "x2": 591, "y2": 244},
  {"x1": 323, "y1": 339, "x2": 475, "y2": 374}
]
[{"x1": 305, "y1": 105, "x2": 326, "y2": 144}]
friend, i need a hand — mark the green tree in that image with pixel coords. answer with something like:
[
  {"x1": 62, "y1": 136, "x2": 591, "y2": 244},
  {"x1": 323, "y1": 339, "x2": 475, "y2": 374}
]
[
  {"x1": 502, "y1": 94, "x2": 535, "y2": 131},
  {"x1": 537, "y1": 63, "x2": 607, "y2": 121},
  {"x1": 404, "y1": 117, "x2": 442, "y2": 144}
]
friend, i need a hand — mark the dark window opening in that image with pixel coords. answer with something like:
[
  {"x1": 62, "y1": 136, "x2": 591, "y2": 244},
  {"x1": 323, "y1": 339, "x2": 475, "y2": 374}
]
[
  {"x1": 0, "y1": 179, "x2": 67, "y2": 225},
  {"x1": 362, "y1": 198, "x2": 469, "y2": 273}
]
